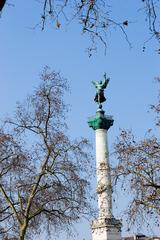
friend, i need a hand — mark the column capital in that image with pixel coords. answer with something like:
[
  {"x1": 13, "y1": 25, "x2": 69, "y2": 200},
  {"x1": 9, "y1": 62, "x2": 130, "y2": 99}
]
[{"x1": 88, "y1": 109, "x2": 114, "y2": 131}]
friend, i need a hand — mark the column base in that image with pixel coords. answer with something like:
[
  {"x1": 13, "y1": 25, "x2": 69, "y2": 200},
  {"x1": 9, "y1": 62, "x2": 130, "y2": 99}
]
[{"x1": 92, "y1": 217, "x2": 122, "y2": 240}]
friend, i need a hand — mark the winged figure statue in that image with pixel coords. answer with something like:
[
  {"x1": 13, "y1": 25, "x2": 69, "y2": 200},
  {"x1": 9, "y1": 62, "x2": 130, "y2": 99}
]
[{"x1": 92, "y1": 74, "x2": 109, "y2": 107}]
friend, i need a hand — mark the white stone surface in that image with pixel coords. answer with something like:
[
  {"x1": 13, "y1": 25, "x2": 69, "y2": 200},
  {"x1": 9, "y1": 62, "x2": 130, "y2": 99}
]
[
  {"x1": 92, "y1": 128, "x2": 122, "y2": 240},
  {"x1": 95, "y1": 129, "x2": 112, "y2": 218},
  {"x1": 92, "y1": 226, "x2": 121, "y2": 240}
]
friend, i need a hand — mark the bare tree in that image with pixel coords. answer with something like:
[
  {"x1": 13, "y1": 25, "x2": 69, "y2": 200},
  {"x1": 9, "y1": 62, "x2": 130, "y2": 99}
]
[
  {"x1": 1, "y1": 1, "x2": 160, "y2": 54},
  {"x1": 113, "y1": 81, "x2": 160, "y2": 229},
  {"x1": 0, "y1": 67, "x2": 93, "y2": 240}
]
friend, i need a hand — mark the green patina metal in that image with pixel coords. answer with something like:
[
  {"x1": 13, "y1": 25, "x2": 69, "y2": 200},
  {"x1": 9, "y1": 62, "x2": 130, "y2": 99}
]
[
  {"x1": 88, "y1": 110, "x2": 114, "y2": 130},
  {"x1": 89, "y1": 76, "x2": 114, "y2": 130}
]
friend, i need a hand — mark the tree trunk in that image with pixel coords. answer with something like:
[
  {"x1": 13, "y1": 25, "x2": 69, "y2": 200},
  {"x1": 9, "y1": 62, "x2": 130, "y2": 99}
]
[
  {"x1": 19, "y1": 225, "x2": 27, "y2": 240},
  {"x1": 19, "y1": 236, "x2": 25, "y2": 240}
]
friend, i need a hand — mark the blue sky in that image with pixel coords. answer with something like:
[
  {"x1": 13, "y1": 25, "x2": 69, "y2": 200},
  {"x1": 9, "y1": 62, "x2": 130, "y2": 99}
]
[{"x1": 0, "y1": 1, "x2": 160, "y2": 239}]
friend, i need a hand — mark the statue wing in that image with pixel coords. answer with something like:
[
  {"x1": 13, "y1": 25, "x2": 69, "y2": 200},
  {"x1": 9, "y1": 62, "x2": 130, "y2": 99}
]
[
  {"x1": 92, "y1": 81, "x2": 96, "y2": 87},
  {"x1": 102, "y1": 78, "x2": 110, "y2": 88}
]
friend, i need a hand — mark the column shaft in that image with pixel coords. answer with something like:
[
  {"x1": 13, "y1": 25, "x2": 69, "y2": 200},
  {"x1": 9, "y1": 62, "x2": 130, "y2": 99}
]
[{"x1": 95, "y1": 128, "x2": 113, "y2": 218}]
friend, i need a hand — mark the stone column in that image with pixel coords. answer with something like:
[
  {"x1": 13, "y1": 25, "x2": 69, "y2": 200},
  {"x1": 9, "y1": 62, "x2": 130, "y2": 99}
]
[
  {"x1": 88, "y1": 109, "x2": 122, "y2": 240},
  {"x1": 95, "y1": 128, "x2": 112, "y2": 219}
]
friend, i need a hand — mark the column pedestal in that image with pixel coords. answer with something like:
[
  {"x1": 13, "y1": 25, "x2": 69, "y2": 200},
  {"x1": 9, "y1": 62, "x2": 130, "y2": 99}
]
[{"x1": 92, "y1": 217, "x2": 122, "y2": 240}]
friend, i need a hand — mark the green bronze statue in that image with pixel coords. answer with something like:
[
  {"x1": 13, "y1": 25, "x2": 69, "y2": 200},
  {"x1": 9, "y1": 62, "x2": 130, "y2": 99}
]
[{"x1": 92, "y1": 73, "x2": 109, "y2": 108}]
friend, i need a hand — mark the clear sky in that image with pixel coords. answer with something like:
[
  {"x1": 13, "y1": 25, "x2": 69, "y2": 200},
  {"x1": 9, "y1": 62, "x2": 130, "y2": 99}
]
[{"x1": 0, "y1": 1, "x2": 160, "y2": 239}]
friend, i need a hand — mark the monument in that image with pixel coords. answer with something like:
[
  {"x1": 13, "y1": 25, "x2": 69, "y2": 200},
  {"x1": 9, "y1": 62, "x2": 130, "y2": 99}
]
[{"x1": 88, "y1": 75, "x2": 122, "y2": 240}]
